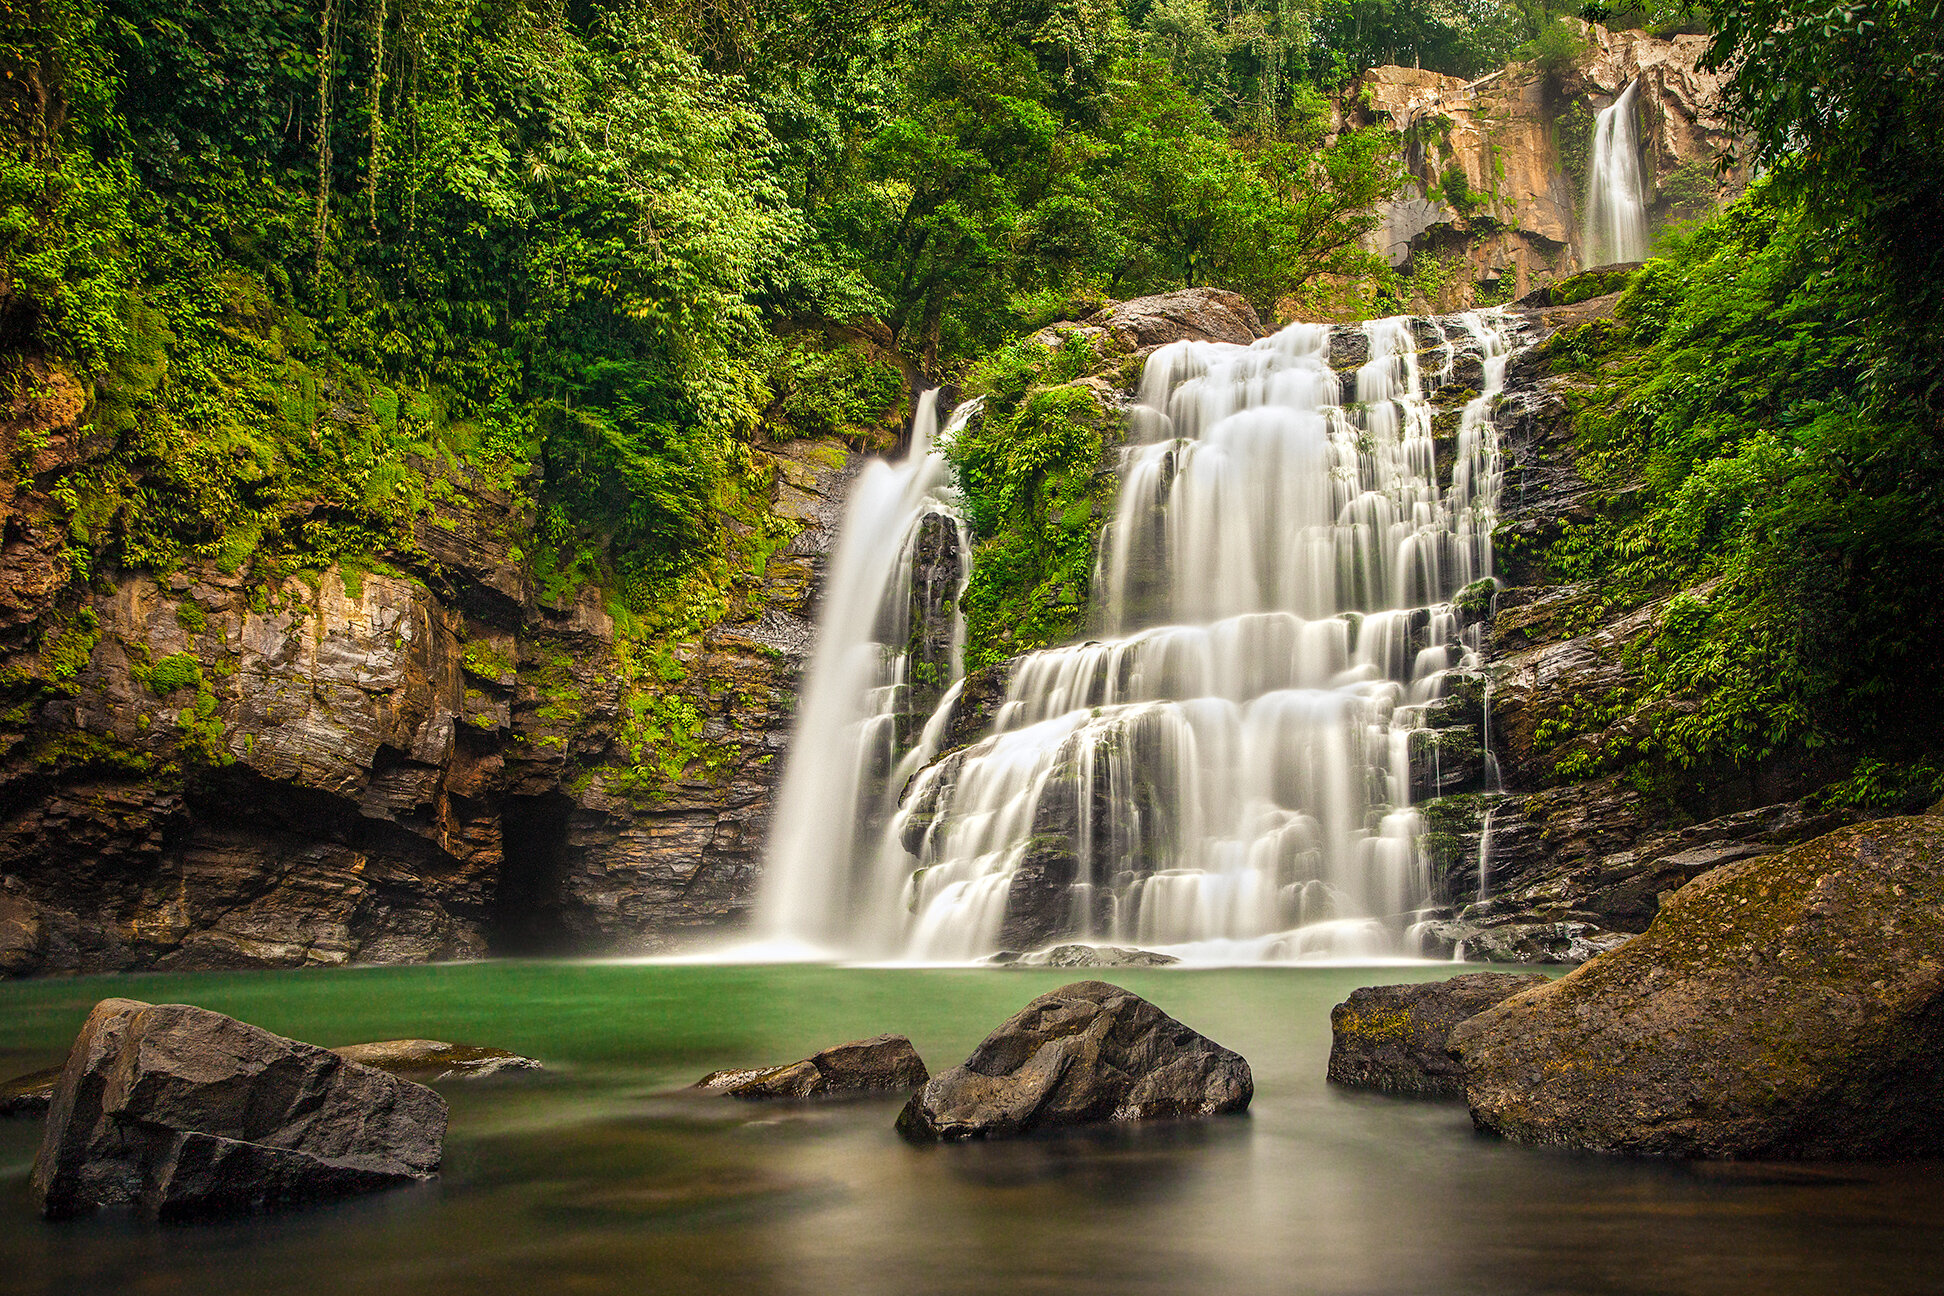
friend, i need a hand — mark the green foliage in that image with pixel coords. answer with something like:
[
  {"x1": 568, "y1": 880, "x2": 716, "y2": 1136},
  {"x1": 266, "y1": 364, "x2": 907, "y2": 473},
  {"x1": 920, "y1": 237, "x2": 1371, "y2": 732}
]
[
  {"x1": 1810, "y1": 758, "x2": 1944, "y2": 813},
  {"x1": 951, "y1": 337, "x2": 1114, "y2": 665},
  {"x1": 766, "y1": 341, "x2": 906, "y2": 441},
  {"x1": 1702, "y1": 0, "x2": 1944, "y2": 426},
  {"x1": 1657, "y1": 158, "x2": 1716, "y2": 219},
  {"x1": 1530, "y1": 181, "x2": 1944, "y2": 774},
  {"x1": 39, "y1": 606, "x2": 98, "y2": 682},
  {"x1": 1519, "y1": 13, "x2": 1588, "y2": 76},
  {"x1": 1553, "y1": 98, "x2": 1597, "y2": 193}
]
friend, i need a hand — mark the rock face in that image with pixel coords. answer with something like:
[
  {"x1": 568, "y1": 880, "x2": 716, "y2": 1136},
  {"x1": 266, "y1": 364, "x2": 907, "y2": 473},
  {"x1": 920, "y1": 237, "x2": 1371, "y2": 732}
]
[
  {"x1": 0, "y1": 355, "x2": 860, "y2": 974},
  {"x1": 1450, "y1": 816, "x2": 1944, "y2": 1158},
  {"x1": 330, "y1": 1039, "x2": 543, "y2": 1081},
  {"x1": 896, "y1": 981, "x2": 1251, "y2": 1140},
  {"x1": 1033, "y1": 288, "x2": 1262, "y2": 351},
  {"x1": 695, "y1": 1034, "x2": 929, "y2": 1099},
  {"x1": 1387, "y1": 283, "x2": 1861, "y2": 963},
  {"x1": 1341, "y1": 23, "x2": 1744, "y2": 309},
  {"x1": 1327, "y1": 973, "x2": 1549, "y2": 1096},
  {"x1": 32, "y1": 998, "x2": 446, "y2": 1219}
]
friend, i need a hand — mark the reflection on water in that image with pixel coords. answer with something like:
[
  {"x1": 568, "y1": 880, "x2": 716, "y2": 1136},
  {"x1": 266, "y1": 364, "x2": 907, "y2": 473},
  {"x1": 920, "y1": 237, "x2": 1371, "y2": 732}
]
[{"x1": 0, "y1": 962, "x2": 1940, "y2": 1296}]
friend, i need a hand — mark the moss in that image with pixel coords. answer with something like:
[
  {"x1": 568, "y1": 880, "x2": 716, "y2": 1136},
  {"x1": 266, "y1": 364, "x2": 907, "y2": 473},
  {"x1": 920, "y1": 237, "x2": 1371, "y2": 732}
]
[
  {"x1": 1333, "y1": 1005, "x2": 1415, "y2": 1043},
  {"x1": 174, "y1": 602, "x2": 207, "y2": 634},
  {"x1": 1420, "y1": 792, "x2": 1486, "y2": 873},
  {"x1": 41, "y1": 608, "x2": 100, "y2": 683},
  {"x1": 461, "y1": 640, "x2": 516, "y2": 682},
  {"x1": 30, "y1": 731, "x2": 160, "y2": 777},
  {"x1": 1549, "y1": 266, "x2": 1639, "y2": 307},
  {"x1": 143, "y1": 652, "x2": 204, "y2": 696}
]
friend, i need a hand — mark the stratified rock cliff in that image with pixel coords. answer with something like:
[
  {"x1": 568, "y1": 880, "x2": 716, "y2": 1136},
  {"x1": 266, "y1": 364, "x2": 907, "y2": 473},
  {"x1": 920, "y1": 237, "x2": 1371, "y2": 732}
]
[{"x1": 0, "y1": 356, "x2": 859, "y2": 975}]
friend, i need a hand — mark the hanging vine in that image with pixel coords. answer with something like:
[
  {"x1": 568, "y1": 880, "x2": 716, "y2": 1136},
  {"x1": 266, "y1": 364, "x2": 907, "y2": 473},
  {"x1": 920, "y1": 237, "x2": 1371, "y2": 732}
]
[
  {"x1": 365, "y1": 0, "x2": 388, "y2": 235},
  {"x1": 313, "y1": 0, "x2": 340, "y2": 275}
]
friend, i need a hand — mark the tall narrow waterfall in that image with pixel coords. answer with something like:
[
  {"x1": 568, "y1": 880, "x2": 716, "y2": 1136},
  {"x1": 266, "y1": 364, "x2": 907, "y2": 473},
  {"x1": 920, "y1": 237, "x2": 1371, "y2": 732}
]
[
  {"x1": 1582, "y1": 80, "x2": 1649, "y2": 267},
  {"x1": 743, "y1": 312, "x2": 1517, "y2": 963},
  {"x1": 754, "y1": 391, "x2": 974, "y2": 954}
]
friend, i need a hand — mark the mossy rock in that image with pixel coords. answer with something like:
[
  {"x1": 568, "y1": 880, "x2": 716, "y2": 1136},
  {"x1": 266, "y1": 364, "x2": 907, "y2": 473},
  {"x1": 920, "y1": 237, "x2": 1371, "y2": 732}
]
[
  {"x1": 1451, "y1": 813, "x2": 1944, "y2": 1157},
  {"x1": 1327, "y1": 973, "x2": 1550, "y2": 1097}
]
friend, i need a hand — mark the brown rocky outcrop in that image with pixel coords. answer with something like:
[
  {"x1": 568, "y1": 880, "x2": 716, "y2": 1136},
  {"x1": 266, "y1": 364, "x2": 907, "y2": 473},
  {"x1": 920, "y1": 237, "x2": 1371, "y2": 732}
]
[
  {"x1": 0, "y1": 366, "x2": 859, "y2": 973},
  {"x1": 1450, "y1": 814, "x2": 1944, "y2": 1158},
  {"x1": 896, "y1": 981, "x2": 1252, "y2": 1140},
  {"x1": 1341, "y1": 24, "x2": 1744, "y2": 309},
  {"x1": 695, "y1": 1033, "x2": 930, "y2": 1099},
  {"x1": 1327, "y1": 972, "x2": 1550, "y2": 1096},
  {"x1": 1033, "y1": 288, "x2": 1263, "y2": 352},
  {"x1": 33, "y1": 998, "x2": 447, "y2": 1219}
]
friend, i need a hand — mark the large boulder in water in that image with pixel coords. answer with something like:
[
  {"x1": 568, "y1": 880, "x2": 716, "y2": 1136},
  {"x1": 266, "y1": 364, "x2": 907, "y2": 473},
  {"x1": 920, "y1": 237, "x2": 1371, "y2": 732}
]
[
  {"x1": 1450, "y1": 815, "x2": 1944, "y2": 1157},
  {"x1": 1328, "y1": 972, "x2": 1550, "y2": 1096},
  {"x1": 32, "y1": 998, "x2": 446, "y2": 1219},
  {"x1": 896, "y1": 981, "x2": 1252, "y2": 1140},
  {"x1": 695, "y1": 1034, "x2": 929, "y2": 1099}
]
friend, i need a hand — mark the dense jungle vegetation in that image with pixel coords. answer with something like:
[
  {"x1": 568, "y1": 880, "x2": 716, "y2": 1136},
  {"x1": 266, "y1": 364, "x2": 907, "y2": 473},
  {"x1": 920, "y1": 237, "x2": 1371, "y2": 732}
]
[
  {"x1": 1533, "y1": 0, "x2": 1944, "y2": 804},
  {"x1": 0, "y1": 0, "x2": 1940, "y2": 801}
]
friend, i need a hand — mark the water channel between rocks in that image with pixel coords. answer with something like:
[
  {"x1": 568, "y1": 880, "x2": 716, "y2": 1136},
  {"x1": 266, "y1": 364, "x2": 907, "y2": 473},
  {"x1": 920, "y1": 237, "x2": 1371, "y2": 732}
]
[{"x1": 1, "y1": 962, "x2": 1938, "y2": 1296}]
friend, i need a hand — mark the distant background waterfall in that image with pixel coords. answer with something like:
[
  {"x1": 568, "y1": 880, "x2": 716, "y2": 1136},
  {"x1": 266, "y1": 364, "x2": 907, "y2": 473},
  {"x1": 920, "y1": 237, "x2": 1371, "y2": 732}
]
[
  {"x1": 881, "y1": 315, "x2": 1516, "y2": 961},
  {"x1": 754, "y1": 391, "x2": 975, "y2": 954},
  {"x1": 1582, "y1": 80, "x2": 1649, "y2": 267}
]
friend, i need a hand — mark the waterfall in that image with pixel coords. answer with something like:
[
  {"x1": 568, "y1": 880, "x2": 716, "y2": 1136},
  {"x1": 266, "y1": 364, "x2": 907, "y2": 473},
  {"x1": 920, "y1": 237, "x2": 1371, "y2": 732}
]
[
  {"x1": 869, "y1": 312, "x2": 1519, "y2": 962},
  {"x1": 1582, "y1": 81, "x2": 1649, "y2": 267},
  {"x1": 752, "y1": 390, "x2": 975, "y2": 955}
]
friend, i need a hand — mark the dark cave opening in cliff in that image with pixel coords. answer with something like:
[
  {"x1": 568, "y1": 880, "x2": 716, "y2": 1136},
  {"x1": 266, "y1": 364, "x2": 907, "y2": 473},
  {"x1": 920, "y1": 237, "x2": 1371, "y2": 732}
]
[{"x1": 490, "y1": 793, "x2": 576, "y2": 955}]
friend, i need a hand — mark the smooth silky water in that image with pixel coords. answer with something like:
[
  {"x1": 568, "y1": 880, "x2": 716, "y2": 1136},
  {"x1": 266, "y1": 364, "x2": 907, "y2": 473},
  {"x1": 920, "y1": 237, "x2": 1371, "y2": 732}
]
[{"x1": 2, "y1": 962, "x2": 1939, "y2": 1296}]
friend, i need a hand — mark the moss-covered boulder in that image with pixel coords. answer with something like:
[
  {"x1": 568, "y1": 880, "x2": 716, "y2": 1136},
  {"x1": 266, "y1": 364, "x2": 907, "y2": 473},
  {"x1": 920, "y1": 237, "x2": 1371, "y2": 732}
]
[
  {"x1": 1449, "y1": 813, "x2": 1944, "y2": 1157},
  {"x1": 1327, "y1": 972, "x2": 1549, "y2": 1096}
]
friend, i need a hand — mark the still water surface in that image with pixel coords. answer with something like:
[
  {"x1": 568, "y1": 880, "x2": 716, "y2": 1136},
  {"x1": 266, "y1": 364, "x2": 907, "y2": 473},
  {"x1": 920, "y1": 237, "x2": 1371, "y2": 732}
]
[{"x1": 0, "y1": 961, "x2": 1940, "y2": 1296}]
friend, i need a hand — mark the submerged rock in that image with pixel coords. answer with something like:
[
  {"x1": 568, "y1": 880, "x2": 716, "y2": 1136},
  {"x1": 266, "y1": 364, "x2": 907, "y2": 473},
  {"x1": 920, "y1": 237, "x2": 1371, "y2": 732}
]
[
  {"x1": 986, "y1": 944, "x2": 1182, "y2": 969},
  {"x1": 32, "y1": 998, "x2": 446, "y2": 1219},
  {"x1": 896, "y1": 981, "x2": 1251, "y2": 1140},
  {"x1": 0, "y1": 1065, "x2": 57, "y2": 1116},
  {"x1": 331, "y1": 1039, "x2": 543, "y2": 1081},
  {"x1": 1450, "y1": 815, "x2": 1944, "y2": 1158},
  {"x1": 695, "y1": 1034, "x2": 929, "y2": 1099},
  {"x1": 1327, "y1": 973, "x2": 1549, "y2": 1096}
]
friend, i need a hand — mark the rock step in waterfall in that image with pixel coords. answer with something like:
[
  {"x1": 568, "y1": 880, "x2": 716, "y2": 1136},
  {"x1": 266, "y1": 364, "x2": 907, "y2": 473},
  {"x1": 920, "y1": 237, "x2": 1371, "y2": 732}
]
[{"x1": 760, "y1": 309, "x2": 1524, "y2": 963}]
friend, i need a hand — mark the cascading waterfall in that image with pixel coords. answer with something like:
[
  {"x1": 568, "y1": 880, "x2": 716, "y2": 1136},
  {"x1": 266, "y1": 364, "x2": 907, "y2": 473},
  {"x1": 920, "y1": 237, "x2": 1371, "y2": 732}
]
[
  {"x1": 753, "y1": 391, "x2": 975, "y2": 954},
  {"x1": 1582, "y1": 80, "x2": 1649, "y2": 267},
  {"x1": 864, "y1": 312, "x2": 1519, "y2": 962}
]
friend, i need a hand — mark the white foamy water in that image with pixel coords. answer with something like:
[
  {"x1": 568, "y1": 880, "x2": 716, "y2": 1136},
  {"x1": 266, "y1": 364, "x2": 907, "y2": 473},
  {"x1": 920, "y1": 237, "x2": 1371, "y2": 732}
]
[
  {"x1": 1583, "y1": 80, "x2": 1649, "y2": 267},
  {"x1": 750, "y1": 311, "x2": 1517, "y2": 964}
]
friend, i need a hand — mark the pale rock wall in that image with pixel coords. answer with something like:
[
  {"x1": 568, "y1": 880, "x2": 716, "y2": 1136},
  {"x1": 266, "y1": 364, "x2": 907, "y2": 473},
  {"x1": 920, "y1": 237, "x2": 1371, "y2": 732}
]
[{"x1": 1345, "y1": 24, "x2": 1744, "y2": 309}]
